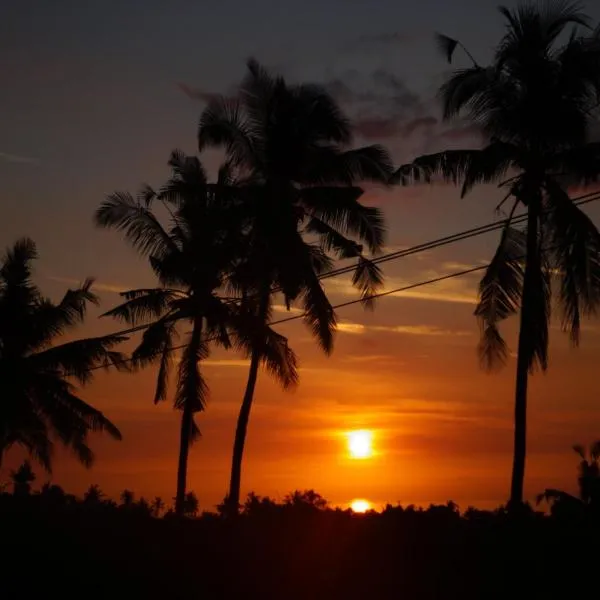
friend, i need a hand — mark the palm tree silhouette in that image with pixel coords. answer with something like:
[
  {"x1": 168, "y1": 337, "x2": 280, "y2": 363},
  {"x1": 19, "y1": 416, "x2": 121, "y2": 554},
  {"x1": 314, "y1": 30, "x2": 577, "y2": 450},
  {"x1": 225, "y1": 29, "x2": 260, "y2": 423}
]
[
  {"x1": 198, "y1": 59, "x2": 393, "y2": 514},
  {"x1": 10, "y1": 460, "x2": 36, "y2": 497},
  {"x1": 0, "y1": 239, "x2": 126, "y2": 470},
  {"x1": 395, "y1": 2, "x2": 600, "y2": 507},
  {"x1": 537, "y1": 441, "x2": 600, "y2": 513},
  {"x1": 96, "y1": 150, "x2": 295, "y2": 517}
]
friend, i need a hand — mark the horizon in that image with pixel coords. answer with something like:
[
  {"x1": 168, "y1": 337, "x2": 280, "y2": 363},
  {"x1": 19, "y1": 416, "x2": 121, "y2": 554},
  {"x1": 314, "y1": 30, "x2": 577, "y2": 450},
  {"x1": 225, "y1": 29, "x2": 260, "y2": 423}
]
[{"x1": 2, "y1": 0, "x2": 600, "y2": 512}]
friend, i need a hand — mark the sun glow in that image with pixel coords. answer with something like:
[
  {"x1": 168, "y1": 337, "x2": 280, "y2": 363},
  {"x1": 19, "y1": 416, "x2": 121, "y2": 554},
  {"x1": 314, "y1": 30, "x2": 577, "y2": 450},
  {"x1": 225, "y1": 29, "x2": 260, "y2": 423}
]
[
  {"x1": 347, "y1": 429, "x2": 374, "y2": 459},
  {"x1": 350, "y1": 499, "x2": 371, "y2": 513}
]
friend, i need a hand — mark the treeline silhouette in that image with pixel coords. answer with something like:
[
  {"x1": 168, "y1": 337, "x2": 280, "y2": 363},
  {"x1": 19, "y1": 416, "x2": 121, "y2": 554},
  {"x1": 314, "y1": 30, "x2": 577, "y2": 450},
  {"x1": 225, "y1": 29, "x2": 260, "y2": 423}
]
[{"x1": 1, "y1": 452, "x2": 599, "y2": 599}]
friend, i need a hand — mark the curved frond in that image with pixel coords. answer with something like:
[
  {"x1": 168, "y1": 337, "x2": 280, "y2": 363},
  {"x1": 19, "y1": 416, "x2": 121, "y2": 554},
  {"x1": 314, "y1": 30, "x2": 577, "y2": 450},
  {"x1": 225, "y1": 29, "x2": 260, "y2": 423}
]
[
  {"x1": 291, "y1": 83, "x2": 352, "y2": 145},
  {"x1": 307, "y1": 145, "x2": 393, "y2": 186},
  {"x1": 301, "y1": 187, "x2": 386, "y2": 254},
  {"x1": 30, "y1": 334, "x2": 130, "y2": 384},
  {"x1": 198, "y1": 97, "x2": 258, "y2": 170},
  {"x1": 132, "y1": 317, "x2": 180, "y2": 404},
  {"x1": 543, "y1": 179, "x2": 600, "y2": 344},
  {"x1": 435, "y1": 33, "x2": 460, "y2": 64},
  {"x1": 299, "y1": 267, "x2": 336, "y2": 354},
  {"x1": 0, "y1": 237, "x2": 38, "y2": 287},
  {"x1": 174, "y1": 328, "x2": 209, "y2": 413},
  {"x1": 352, "y1": 257, "x2": 384, "y2": 309},
  {"x1": 260, "y1": 328, "x2": 299, "y2": 389},
  {"x1": 475, "y1": 226, "x2": 526, "y2": 370},
  {"x1": 27, "y1": 279, "x2": 99, "y2": 351},
  {"x1": 102, "y1": 288, "x2": 181, "y2": 326},
  {"x1": 95, "y1": 192, "x2": 177, "y2": 258}
]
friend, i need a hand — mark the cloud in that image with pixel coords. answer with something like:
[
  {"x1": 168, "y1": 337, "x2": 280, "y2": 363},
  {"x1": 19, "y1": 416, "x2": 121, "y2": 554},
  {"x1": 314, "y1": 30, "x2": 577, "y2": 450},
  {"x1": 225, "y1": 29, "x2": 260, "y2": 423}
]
[
  {"x1": 176, "y1": 82, "x2": 240, "y2": 105},
  {"x1": 326, "y1": 274, "x2": 478, "y2": 306},
  {"x1": 0, "y1": 151, "x2": 39, "y2": 165},
  {"x1": 176, "y1": 82, "x2": 220, "y2": 103},
  {"x1": 337, "y1": 321, "x2": 472, "y2": 337},
  {"x1": 323, "y1": 69, "x2": 433, "y2": 143},
  {"x1": 46, "y1": 275, "x2": 128, "y2": 294}
]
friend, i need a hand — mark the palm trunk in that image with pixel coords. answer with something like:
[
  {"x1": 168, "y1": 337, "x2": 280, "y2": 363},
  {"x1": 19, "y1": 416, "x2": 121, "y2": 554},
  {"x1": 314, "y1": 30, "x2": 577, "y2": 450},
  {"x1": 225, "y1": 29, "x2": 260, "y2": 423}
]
[
  {"x1": 509, "y1": 200, "x2": 539, "y2": 508},
  {"x1": 227, "y1": 289, "x2": 270, "y2": 515},
  {"x1": 174, "y1": 317, "x2": 203, "y2": 518},
  {"x1": 175, "y1": 404, "x2": 193, "y2": 517}
]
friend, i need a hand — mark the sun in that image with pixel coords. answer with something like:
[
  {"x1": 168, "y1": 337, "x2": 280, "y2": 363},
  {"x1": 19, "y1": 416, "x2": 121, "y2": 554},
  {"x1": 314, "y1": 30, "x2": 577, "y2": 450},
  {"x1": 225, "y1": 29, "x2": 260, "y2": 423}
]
[
  {"x1": 347, "y1": 429, "x2": 373, "y2": 459},
  {"x1": 350, "y1": 499, "x2": 371, "y2": 513}
]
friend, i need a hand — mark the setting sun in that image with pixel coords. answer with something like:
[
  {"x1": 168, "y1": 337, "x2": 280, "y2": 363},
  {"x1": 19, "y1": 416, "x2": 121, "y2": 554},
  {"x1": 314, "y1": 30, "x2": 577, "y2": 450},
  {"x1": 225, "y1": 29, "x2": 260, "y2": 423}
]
[
  {"x1": 350, "y1": 499, "x2": 372, "y2": 513},
  {"x1": 347, "y1": 430, "x2": 374, "y2": 459}
]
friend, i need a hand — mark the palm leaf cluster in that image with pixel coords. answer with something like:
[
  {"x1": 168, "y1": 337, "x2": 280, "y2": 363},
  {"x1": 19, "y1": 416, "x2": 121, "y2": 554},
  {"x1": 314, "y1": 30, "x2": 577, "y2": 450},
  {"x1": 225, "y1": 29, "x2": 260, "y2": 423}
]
[{"x1": 0, "y1": 238, "x2": 126, "y2": 469}]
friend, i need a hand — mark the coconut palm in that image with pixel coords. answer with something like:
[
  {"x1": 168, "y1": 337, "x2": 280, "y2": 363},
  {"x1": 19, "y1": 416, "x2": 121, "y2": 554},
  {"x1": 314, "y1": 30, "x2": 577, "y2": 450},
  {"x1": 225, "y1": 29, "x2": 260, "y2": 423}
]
[
  {"x1": 0, "y1": 239, "x2": 126, "y2": 470},
  {"x1": 394, "y1": 1, "x2": 600, "y2": 507},
  {"x1": 537, "y1": 441, "x2": 600, "y2": 513},
  {"x1": 198, "y1": 59, "x2": 393, "y2": 514},
  {"x1": 95, "y1": 150, "x2": 296, "y2": 516}
]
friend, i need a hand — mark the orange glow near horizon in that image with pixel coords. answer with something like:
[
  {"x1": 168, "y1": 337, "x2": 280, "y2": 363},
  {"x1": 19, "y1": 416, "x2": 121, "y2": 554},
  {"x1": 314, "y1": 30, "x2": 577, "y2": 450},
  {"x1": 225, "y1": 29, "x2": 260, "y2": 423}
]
[
  {"x1": 350, "y1": 499, "x2": 372, "y2": 513},
  {"x1": 347, "y1": 430, "x2": 374, "y2": 459}
]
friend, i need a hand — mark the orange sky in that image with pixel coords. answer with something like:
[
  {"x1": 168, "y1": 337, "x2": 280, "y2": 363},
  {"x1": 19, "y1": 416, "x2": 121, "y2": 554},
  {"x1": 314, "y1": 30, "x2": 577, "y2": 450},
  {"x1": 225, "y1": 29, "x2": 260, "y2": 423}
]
[
  {"x1": 4, "y1": 183, "x2": 600, "y2": 512},
  {"x1": 2, "y1": 0, "x2": 600, "y2": 512}
]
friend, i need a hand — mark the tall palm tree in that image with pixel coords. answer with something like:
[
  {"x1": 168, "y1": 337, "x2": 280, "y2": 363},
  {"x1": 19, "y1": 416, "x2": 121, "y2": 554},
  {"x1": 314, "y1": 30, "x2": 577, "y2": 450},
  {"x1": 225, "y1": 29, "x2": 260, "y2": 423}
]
[
  {"x1": 198, "y1": 59, "x2": 393, "y2": 514},
  {"x1": 95, "y1": 150, "x2": 296, "y2": 516},
  {"x1": 0, "y1": 239, "x2": 126, "y2": 470},
  {"x1": 394, "y1": 1, "x2": 600, "y2": 507}
]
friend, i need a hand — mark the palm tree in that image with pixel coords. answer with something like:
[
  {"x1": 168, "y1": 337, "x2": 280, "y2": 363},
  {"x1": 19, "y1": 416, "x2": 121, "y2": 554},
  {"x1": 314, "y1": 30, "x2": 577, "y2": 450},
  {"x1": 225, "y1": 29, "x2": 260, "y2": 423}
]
[
  {"x1": 537, "y1": 441, "x2": 600, "y2": 513},
  {"x1": 198, "y1": 59, "x2": 393, "y2": 514},
  {"x1": 10, "y1": 460, "x2": 36, "y2": 497},
  {"x1": 394, "y1": 2, "x2": 600, "y2": 508},
  {"x1": 95, "y1": 150, "x2": 296, "y2": 517},
  {"x1": 0, "y1": 239, "x2": 126, "y2": 470}
]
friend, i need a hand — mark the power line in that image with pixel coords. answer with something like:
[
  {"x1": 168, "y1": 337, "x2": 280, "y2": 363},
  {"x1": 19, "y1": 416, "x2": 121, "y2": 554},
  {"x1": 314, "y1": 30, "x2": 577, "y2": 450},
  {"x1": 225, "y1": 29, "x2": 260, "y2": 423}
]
[
  {"x1": 85, "y1": 261, "x2": 487, "y2": 374},
  {"x1": 97, "y1": 189, "x2": 600, "y2": 340}
]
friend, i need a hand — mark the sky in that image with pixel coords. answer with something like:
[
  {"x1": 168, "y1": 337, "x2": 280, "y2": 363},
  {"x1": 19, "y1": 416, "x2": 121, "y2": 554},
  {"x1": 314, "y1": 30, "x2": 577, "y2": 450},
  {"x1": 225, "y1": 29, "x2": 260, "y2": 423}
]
[{"x1": 2, "y1": 0, "x2": 600, "y2": 511}]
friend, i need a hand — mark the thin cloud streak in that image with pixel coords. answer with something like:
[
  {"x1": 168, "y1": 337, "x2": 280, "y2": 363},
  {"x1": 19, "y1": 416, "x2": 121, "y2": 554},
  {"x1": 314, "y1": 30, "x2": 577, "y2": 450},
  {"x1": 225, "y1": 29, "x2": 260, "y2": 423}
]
[
  {"x1": 46, "y1": 275, "x2": 129, "y2": 294},
  {"x1": 0, "y1": 151, "x2": 39, "y2": 165},
  {"x1": 337, "y1": 321, "x2": 472, "y2": 337}
]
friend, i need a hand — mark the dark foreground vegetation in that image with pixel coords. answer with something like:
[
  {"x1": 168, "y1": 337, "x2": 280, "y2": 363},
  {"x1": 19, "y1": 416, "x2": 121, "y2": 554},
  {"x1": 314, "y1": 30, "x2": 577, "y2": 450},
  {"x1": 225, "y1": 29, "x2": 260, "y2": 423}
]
[
  {"x1": 2, "y1": 483, "x2": 599, "y2": 600},
  {"x1": 2, "y1": 452, "x2": 600, "y2": 600}
]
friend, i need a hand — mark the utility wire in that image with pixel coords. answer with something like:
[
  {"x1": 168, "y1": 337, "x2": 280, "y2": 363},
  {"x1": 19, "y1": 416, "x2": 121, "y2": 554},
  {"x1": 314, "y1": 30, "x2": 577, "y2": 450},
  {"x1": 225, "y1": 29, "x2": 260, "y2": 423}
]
[
  {"x1": 94, "y1": 189, "x2": 600, "y2": 340},
  {"x1": 83, "y1": 188, "x2": 600, "y2": 374}
]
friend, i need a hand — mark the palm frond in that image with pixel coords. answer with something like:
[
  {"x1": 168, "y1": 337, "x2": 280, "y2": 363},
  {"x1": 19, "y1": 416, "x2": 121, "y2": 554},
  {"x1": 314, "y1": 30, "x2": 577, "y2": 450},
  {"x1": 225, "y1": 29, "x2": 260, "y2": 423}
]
[
  {"x1": 301, "y1": 187, "x2": 386, "y2": 254},
  {"x1": 352, "y1": 257, "x2": 384, "y2": 309},
  {"x1": 198, "y1": 97, "x2": 258, "y2": 170},
  {"x1": 291, "y1": 82, "x2": 353, "y2": 145},
  {"x1": 0, "y1": 237, "x2": 38, "y2": 287},
  {"x1": 260, "y1": 328, "x2": 299, "y2": 389},
  {"x1": 299, "y1": 268, "x2": 337, "y2": 354},
  {"x1": 30, "y1": 334, "x2": 129, "y2": 384},
  {"x1": 543, "y1": 179, "x2": 600, "y2": 344},
  {"x1": 475, "y1": 226, "x2": 526, "y2": 370},
  {"x1": 102, "y1": 288, "x2": 181, "y2": 325},
  {"x1": 308, "y1": 145, "x2": 393, "y2": 186},
  {"x1": 174, "y1": 329, "x2": 209, "y2": 413},
  {"x1": 27, "y1": 279, "x2": 99, "y2": 350},
  {"x1": 435, "y1": 33, "x2": 460, "y2": 63},
  {"x1": 95, "y1": 192, "x2": 176, "y2": 258}
]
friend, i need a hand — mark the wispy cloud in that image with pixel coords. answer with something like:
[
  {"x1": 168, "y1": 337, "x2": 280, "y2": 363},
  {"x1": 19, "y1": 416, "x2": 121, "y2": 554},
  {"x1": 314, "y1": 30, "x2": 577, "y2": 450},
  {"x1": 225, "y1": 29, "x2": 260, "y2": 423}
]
[
  {"x1": 326, "y1": 274, "x2": 478, "y2": 306},
  {"x1": 46, "y1": 275, "x2": 128, "y2": 294},
  {"x1": 176, "y1": 82, "x2": 238, "y2": 104},
  {"x1": 337, "y1": 321, "x2": 472, "y2": 337},
  {"x1": 0, "y1": 151, "x2": 39, "y2": 165}
]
